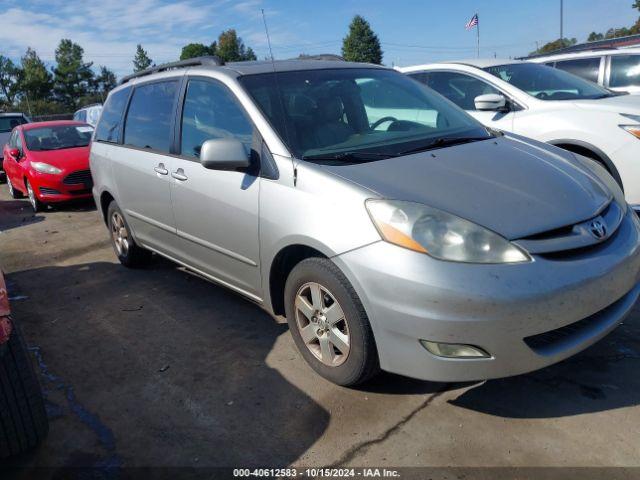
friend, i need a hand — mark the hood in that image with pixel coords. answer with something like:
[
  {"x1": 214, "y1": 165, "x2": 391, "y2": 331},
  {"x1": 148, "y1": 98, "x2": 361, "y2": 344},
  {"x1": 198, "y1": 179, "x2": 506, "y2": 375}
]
[
  {"x1": 571, "y1": 93, "x2": 640, "y2": 115},
  {"x1": 321, "y1": 137, "x2": 612, "y2": 240},
  {"x1": 27, "y1": 146, "x2": 90, "y2": 171}
]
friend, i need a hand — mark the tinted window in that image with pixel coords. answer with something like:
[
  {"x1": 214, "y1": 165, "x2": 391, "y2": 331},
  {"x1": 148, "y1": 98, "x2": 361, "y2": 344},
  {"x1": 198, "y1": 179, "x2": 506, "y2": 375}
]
[
  {"x1": 180, "y1": 79, "x2": 253, "y2": 158},
  {"x1": 0, "y1": 116, "x2": 27, "y2": 133},
  {"x1": 609, "y1": 54, "x2": 640, "y2": 88},
  {"x1": 554, "y1": 57, "x2": 601, "y2": 83},
  {"x1": 8, "y1": 131, "x2": 17, "y2": 148},
  {"x1": 95, "y1": 87, "x2": 131, "y2": 143},
  {"x1": 74, "y1": 110, "x2": 87, "y2": 122},
  {"x1": 24, "y1": 125, "x2": 93, "y2": 151},
  {"x1": 411, "y1": 71, "x2": 500, "y2": 110},
  {"x1": 124, "y1": 81, "x2": 178, "y2": 152}
]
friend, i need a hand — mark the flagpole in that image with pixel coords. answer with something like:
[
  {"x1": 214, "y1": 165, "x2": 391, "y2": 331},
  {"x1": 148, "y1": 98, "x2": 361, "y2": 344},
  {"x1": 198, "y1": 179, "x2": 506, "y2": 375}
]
[{"x1": 476, "y1": 14, "x2": 480, "y2": 58}]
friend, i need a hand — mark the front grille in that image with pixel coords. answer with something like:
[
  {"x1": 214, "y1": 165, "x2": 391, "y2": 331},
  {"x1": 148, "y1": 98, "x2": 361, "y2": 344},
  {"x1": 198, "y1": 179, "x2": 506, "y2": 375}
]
[
  {"x1": 39, "y1": 187, "x2": 61, "y2": 195},
  {"x1": 523, "y1": 289, "x2": 632, "y2": 355},
  {"x1": 63, "y1": 170, "x2": 92, "y2": 186}
]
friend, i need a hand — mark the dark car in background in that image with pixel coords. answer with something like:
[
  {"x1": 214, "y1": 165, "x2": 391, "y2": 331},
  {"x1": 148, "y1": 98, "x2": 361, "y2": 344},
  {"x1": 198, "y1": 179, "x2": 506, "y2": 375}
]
[{"x1": 0, "y1": 113, "x2": 30, "y2": 182}]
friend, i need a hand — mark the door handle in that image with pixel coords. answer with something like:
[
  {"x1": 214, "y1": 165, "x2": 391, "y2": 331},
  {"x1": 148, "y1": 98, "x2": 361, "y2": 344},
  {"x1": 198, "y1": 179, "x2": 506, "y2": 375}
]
[
  {"x1": 171, "y1": 168, "x2": 188, "y2": 181},
  {"x1": 154, "y1": 163, "x2": 168, "y2": 175}
]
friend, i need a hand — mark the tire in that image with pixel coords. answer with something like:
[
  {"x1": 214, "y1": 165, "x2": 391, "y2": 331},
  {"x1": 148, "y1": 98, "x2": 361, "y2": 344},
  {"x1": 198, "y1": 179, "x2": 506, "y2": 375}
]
[
  {"x1": 25, "y1": 180, "x2": 44, "y2": 213},
  {"x1": 284, "y1": 257, "x2": 380, "y2": 386},
  {"x1": 0, "y1": 319, "x2": 49, "y2": 459},
  {"x1": 6, "y1": 176, "x2": 23, "y2": 199},
  {"x1": 107, "y1": 200, "x2": 152, "y2": 268}
]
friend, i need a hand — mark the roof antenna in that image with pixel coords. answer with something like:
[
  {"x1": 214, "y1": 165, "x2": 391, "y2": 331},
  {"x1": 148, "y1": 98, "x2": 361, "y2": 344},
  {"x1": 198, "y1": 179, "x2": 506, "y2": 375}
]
[{"x1": 261, "y1": 8, "x2": 297, "y2": 182}]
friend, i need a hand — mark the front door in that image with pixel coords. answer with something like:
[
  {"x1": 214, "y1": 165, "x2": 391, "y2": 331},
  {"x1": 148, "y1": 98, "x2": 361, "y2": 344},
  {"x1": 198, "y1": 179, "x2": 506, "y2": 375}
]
[{"x1": 169, "y1": 77, "x2": 261, "y2": 299}]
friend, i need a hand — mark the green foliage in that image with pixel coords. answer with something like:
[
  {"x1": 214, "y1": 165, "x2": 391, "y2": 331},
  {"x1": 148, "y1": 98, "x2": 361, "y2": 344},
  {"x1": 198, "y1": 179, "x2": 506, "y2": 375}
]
[
  {"x1": 587, "y1": 31, "x2": 604, "y2": 42},
  {"x1": 133, "y1": 44, "x2": 153, "y2": 72},
  {"x1": 180, "y1": 42, "x2": 217, "y2": 60},
  {"x1": 216, "y1": 29, "x2": 257, "y2": 62},
  {"x1": 341, "y1": 15, "x2": 383, "y2": 64},
  {"x1": 53, "y1": 39, "x2": 94, "y2": 109},
  {"x1": 530, "y1": 38, "x2": 577, "y2": 55},
  {"x1": 20, "y1": 48, "x2": 53, "y2": 103},
  {"x1": 0, "y1": 56, "x2": 21, "y2": 104}
]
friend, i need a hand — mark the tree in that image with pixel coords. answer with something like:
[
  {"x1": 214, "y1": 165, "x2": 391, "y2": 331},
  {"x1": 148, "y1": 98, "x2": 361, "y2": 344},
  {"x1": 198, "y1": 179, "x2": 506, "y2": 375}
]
[
  {"x1": 20, "y1": 48, "x2": 53, "y2": 103},
  {"x1": 180, "y1": 42, "x2": 216, "y2": 60},
  {"x1": 53, "y1": 39, "x2": 94, "y2": 109},
  {"x1": 341, "y1": 15, "x2": 383, "y2": 64},
  {"x1": 531, "y1": 37, "x2": 577, "y2": 55},
  {"x1": 133, "y1": 44, "x2": 153, "y2": 72},
  {"x1": 634, "y1": 0, "x2": 640, "y2": 11},
  {"x1": 587, "y1": 32, "x2": 604, "y2": 42},
  {"x1": 0, "y1": 56, "x2": 21, "y2": 105},
  {"x1": 216, "y1": 29, "x2": 256, "y2": 62}
]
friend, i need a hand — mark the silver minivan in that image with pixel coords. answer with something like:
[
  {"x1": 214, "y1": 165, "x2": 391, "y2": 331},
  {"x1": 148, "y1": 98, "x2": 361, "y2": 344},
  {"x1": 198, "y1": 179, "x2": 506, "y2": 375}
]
[{"x1": 90, "y1": 57, "x2": 640, "y2": 386}]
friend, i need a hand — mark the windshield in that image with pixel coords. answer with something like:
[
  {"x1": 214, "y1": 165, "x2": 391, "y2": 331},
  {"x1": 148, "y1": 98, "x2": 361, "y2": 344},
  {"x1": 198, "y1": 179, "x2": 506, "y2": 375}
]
[
  {"x1": 24, "y1": 125, "x2": 94, "y2": 151},
  {"x1": 484, "y1": 63, "x2": 612, "y2": 101},
  {"x1": 0, "y1": 116, "x2": 27, "y2": 133},
  {"x1": 239, "y1": 68, "x2": 491, "y2": 161}
]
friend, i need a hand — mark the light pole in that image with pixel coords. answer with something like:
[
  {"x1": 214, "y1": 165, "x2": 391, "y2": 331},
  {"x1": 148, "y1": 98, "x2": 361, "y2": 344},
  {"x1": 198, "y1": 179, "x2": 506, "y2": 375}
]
[{"x1": 560, "y1": 0, "x2": 564, "y2": 40}]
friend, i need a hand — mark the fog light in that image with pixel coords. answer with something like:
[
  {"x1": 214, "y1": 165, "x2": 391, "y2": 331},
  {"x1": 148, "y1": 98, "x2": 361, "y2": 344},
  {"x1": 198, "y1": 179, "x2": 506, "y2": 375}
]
[{"x1": 420, "y1": 340, "x2": 490, "y2": 358}]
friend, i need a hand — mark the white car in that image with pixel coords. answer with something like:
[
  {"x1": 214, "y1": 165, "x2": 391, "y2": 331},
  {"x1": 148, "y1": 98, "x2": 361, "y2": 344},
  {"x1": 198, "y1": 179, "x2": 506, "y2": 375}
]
[
  {"x1": 400, "y1": 59, "x2": 640, "y2": 209},
  {"x1": 73, "y1": 104, "x2": 103, "y2": 127},
  {"x1": 527, "y1": 47, "x2": 640, "y2": 94}
]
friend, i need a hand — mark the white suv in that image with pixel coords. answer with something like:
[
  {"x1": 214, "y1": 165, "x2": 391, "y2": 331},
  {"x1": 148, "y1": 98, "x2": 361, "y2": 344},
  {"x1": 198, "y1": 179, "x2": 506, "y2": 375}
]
[
  {"x1": 528, "y1": 47, "x2": 640, "y2": 94},
  {"x1": 400, "y1": 59, "x2": 640, "y2": 209}
]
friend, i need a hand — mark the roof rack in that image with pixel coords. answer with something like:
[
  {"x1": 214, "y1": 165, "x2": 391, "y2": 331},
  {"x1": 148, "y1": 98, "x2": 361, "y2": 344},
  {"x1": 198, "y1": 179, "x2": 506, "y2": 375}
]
[{"x1": 120, "y1": 56, "x2": 224, "y2": 84}]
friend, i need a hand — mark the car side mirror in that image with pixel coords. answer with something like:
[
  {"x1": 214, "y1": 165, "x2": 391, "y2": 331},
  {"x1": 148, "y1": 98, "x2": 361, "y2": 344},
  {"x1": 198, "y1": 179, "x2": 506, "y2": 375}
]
[
  {"x1": 474, "y1": 93, "x2": 508, "y2": 112},
  {"x1": 9, "y1": 148, "x2": 20, "y2": 160},
  {"x1": 200, "y1": 138, "x2": 250, "y2": 170}
]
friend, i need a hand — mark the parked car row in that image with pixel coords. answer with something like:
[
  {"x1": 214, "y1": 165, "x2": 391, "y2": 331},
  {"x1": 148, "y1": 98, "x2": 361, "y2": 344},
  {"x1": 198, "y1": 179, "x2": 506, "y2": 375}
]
[{"x1": 2, "y1": 54, "x2": 640, "y2": 389}]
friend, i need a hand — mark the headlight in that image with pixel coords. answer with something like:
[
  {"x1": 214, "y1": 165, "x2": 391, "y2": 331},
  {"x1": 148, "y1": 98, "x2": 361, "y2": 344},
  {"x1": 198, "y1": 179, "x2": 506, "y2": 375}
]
[
  {"x1": 31, "y1": 162, "x2": 62, "y2": 175},
  {"x1": 620, "y1": 114, "x2": 640, "y2": 139},
  {"x1": 365, "y1": 199, "x2": 531, "y2": 263}
]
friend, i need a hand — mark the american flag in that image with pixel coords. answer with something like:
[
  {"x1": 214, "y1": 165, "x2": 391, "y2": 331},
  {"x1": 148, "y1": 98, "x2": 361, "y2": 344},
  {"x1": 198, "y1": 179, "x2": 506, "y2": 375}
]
[{"x1": 465, "y1": 13, "x2": 478, "y2": 30}]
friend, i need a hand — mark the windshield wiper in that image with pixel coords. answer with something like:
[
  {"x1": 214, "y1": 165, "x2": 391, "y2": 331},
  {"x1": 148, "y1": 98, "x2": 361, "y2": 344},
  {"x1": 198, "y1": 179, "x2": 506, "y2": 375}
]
[
  {"x1": 397, "y1": 136, "x2": 490, "y2": 156},
  {"x1": 302, "y1": 151, "x2": 398, "y2": 163}
]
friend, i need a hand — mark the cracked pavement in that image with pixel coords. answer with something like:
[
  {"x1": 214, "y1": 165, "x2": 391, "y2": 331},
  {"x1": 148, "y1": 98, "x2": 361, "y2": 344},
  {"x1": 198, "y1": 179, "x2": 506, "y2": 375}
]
[{"x1": 0, "y1": 186, "x2": 639, "y2": 473}]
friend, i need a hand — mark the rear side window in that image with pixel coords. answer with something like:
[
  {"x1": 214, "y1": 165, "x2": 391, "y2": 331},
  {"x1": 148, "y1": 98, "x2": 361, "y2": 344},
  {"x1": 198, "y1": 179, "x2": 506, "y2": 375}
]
[
  {"x1": 554, "y1": 57, "x2": 601, "y2": 83},
  {"x1": 124, "y1": 81, "x2": 178, "y2": 153},
  {"x1": 0, "y1": 116, "x2": 27, "y2": 133},
  {"x1": 609, "y1": 54, "x2": 640, "y2": 88},
  {"x1": 95, "y1": 87, "x2": 131, "y2": 143},
  {"x1": 74, "y1": 110, "x2": 86, "y2": 122},
  {"x1": 180, "y1": 79, "x2": 253, "y2": 158}
]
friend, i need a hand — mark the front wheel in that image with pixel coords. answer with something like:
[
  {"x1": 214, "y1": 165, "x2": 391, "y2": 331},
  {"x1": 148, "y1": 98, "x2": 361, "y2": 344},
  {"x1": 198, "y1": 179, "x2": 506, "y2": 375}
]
[
  {"x1": 7, "y1": 176, "x2": 23, "y2": 199},
  {"x1": 25, "y1": 180, "x2": 44, "y2": 213},
  {"x1": 107, "y1": 201, "x2": 152, "y2": 268},
  {"x1": 284, "y1": 258, "x2": 380, "y2": 386}
]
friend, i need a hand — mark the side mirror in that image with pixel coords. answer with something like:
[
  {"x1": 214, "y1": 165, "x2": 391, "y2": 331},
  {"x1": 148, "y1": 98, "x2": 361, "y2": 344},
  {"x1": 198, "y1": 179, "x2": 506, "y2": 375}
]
[
  {"x1": 9, "y1": 148, "x2": 20, "y2": 160},
  {"x1": 474, "y1": 93, "x2": 508, "y2": 112},
  {"x1": 200, "y1": 138, "x2": 250, "y2": 170}
]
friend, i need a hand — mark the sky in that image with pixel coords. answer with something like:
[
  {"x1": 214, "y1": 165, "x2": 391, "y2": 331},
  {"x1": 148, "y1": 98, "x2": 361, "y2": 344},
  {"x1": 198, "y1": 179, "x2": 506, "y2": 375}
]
[{"x1": 1, "y1": 0, "x2": 638, "y2": 77}]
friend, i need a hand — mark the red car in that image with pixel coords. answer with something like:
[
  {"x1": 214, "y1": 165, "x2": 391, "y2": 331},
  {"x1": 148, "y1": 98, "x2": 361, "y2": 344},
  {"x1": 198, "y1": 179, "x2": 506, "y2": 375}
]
[
  {"x1": 2, "y1": 120, "x2": 94, "y2": 212},
  {"x1": 0, "y1": 270, "x2": 48, "y2": 457}
]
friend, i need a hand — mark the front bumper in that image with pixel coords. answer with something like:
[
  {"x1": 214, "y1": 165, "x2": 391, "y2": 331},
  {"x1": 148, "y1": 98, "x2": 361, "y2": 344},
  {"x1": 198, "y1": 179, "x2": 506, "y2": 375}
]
[
  {"x1": 31, "y1": 171, "x2": 93, "y2": 203},
  {"x1": 333, "y1": 209, "x2": 640, "y2": 382}
]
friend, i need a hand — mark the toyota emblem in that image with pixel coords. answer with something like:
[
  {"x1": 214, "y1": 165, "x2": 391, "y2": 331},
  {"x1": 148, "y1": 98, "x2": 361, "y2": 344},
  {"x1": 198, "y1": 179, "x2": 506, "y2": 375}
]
[{"x1": 589, "y1": 219, "x2": 607, "y2": 239}]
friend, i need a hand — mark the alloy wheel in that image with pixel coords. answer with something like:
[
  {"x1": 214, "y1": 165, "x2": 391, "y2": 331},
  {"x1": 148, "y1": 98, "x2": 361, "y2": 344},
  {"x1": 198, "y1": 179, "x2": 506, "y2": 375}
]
[
  {"x1": 294, "y1": 282, "x2": 350, "y2": 367},
  {"x1": 111, "y1": 212, "x2": 130, "y2": 256},
  {"x1": 26, "y1": 182, "x2": 37, "y2": 211}
]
